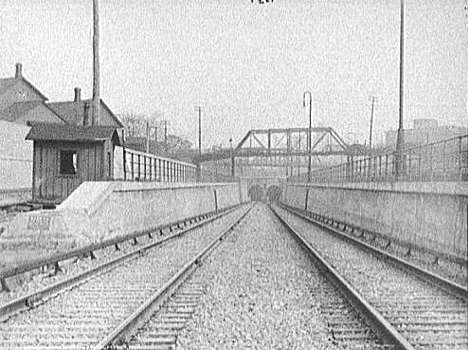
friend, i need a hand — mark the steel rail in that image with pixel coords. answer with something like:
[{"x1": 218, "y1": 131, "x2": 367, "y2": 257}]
[
  {"x1": 0, "y1": 203, "x2": 244, "y2": 292},
  {"x1": 281, "y1": 202, "x2": 466, "y2": 266},
  {"x1": 0, "y1": 204, "x2": 248, "y2": 320},
  {"x1": 270, "y1": 205, "x2": 414, "y2": 350},
  {"x1": 281, "y1": 204, "x2": 467, "y2": 300},
  {"x1": 92, "y1": 204, "x2": 253, "y2": 350}
]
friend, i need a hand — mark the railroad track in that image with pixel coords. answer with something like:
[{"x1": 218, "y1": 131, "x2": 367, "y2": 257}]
[
  {"x1": 0, "y1": 204, "x2": 251, "y2": 350},
  {"x1": 272, "y1": 205, "x2": 468, "y2": 350},
  {"x1": 283, "y1": 204, "x2": 467, "y2": 287},
  {"x1": 96, "y1": 202, "x2": 391, "y2": 349}
]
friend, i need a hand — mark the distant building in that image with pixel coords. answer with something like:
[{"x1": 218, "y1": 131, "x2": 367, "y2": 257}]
[
  {"x1": 0, "y1": 63, "x2": 124, "y2": 205},
  {"x1": 0, "y1": 63, "x2": 47, "y2": 111},
  {"x1": 385, "y1": 119, "x2": 468, "y2": 148},
  {"x1": 0, "y1": 63, "x2": 64, "y2": 125},
  {"x1": 0, "y1": 100, "x2": 65, "y2": 125}
]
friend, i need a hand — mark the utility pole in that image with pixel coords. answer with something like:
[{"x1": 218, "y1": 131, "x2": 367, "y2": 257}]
[
  {"x1": 395, "y1": 0, "x2": 405, "y2": 177},
  {"x1": 92, "y1": 0, "x2": 100, "y2": 126},
  {"x1": 368, "y1": 96, "x2": 377, "y2": 151},
  {"x1": 194, "y1": 106, "x2": 202, "y2": 182},
  {"x1": 145, "y1": 121, "x2": 150, "y2": 153},
  {"x1": 303, "y1": 91, "x2": 313, "y2": 182},
  {"x1": 195, "y1": 106, "x2": 202, "y2": 156},
  {"x1": 164, "y1": 120, "x2": 168, "y2": 152}
]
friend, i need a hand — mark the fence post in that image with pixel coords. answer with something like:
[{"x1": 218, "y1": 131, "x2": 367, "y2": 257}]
[
  {"x1": 459, "y1": 136, "x2": 463, "y2": 181},
  {"x1": 443, "y1": 141, "x2": 447, "y2": 181}
]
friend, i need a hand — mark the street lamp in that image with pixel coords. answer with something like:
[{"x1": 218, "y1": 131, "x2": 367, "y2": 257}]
[
  {"x1": 303, "y1": 91, "x2": 313, "y2": 182},
  {"x1": 229, "y1": 138, "x2": 235, "y2": 178},
  {"x1": 368, "y1": 96, "x2": 377, "y2": 151},
  {"x1": 195, "y1": 106, "x2": 202, "y2": 156}
]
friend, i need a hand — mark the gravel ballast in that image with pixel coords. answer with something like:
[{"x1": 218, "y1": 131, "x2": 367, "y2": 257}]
[
  {"x1": 0, "y1": 206, "x2": 249, "y2": 349},
  {"x1": 176, "y1": 203, "x2": 340, "y2": 349},
  {"x1": 0, "y1": 208, "x2": 239, "y2": 305},
  {"x1": 277, "y1": 206, "x2": 468, "y2": 350}
]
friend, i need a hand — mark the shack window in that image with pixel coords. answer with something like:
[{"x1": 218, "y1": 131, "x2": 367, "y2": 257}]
[{"x1": 60, "y1": 150, "x2": 78, "y2": 175}]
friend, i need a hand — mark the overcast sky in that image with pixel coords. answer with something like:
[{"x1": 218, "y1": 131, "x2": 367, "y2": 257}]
[{"x1": 1, "y1": 0, "x2": 467, "y2": 147}]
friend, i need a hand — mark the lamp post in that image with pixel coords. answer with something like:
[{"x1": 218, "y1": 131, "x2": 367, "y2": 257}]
[
  {"x1": 368, "y1": 96, "x2": 377, "y2": 151},
  {"x1": 195, "y1": 106, "x2": 202, "y2": 156},
  {"x1": 229, "y1": 138, "x2": 235, "y2": 178},
  {"x1": 303, "y1": 91, "x2": 313, "y2": 182}
]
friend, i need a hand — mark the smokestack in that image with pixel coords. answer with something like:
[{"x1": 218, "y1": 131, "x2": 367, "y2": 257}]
[
  {"x1": 15, "y1": 63, "x2": 22, "y2": 78},
  {"x1": 83, "y1": 102, "x2": 91, "y2": 126},
  {"x1": 74, "y1": 87, "x2": 81, "y2": 102}
]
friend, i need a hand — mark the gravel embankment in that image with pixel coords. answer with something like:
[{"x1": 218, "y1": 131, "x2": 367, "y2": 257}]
[
  {"x1": 0, "y1": 207, "x2": 241, "y2": 305},
  {"x1": 177, "y1": 204, "x2": 340, "y2": 350},
  {"x1": 0, "y1": 206, "x2": 248, "y2": 350}
]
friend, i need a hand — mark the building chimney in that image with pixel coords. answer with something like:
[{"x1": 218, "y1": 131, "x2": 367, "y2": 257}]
[
  {"x1": 15, "y1": 63, "x2": 22, "y2": 78},
  {"x1": 83, "y1": 102, "x2": 91, "y2": 126},
  {"x1": 74, "y1": 87, "x2": 81, "y2": 102}
]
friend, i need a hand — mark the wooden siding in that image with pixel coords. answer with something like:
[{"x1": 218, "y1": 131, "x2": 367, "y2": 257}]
[{"x1": 32, "y1": 140, "x2": 105, "y2": 203}]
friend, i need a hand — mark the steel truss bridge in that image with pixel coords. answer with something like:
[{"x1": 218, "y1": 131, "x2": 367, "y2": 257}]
[{"x1": 196, "y1": 127, "x2": 361, "y2": 178}]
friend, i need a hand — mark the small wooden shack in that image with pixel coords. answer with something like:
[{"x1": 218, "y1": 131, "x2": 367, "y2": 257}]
[{"x1": 26, "y1": 122, "x2": 122, "y2": 204}]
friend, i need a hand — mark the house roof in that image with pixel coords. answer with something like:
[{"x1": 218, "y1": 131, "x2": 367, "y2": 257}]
[
  {"x1": 0, "y1": 101, "x2": 65, "y2": 123},
  {"x1": 0, "y1": 78, "x2": 16, "y2": 96},
  {"x1": 26, "y1": 122, "x2": 123, "y2": 145},
  {"x1": 47, "y1": 99, "x2": 124, "y2": 128},
  {"x1": 0, "y1": 77, "x2": 48, "y2": 100}
]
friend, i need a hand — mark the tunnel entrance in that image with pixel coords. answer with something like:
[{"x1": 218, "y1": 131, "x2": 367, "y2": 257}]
[
  {"x1": 266, "y1": 185, "x2": 282, "y2": 203},
  {"x1": 248, "y1": 185, "x2": 265, "y2": 201}
]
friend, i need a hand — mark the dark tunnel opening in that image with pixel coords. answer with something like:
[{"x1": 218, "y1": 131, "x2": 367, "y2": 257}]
[
  {"x1": 266, "y1": 185, "x2": 282, "y2": 203},
  {"x1": 248, "y1": 185, "x2": 265, "y2": 201}
]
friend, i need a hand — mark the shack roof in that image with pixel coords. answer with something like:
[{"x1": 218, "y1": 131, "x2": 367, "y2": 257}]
[{"x1": 26, "y1": 122, "x2": 122, "y2": 145}]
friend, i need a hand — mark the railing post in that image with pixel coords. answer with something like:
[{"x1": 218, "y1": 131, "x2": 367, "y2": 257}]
[
  {"x1": 442, "y1": 140, "x2": 447, "y2": 181},
  {"x1": 430, "y1": 144, "x2": 434, "y2": 181},
  {"x1": 459, "y1": 136, "x2": 463, "y2": 180}
]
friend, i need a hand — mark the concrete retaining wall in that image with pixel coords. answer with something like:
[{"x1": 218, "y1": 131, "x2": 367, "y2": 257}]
[
  {"x1": 0, "y1": 121, "x2": 32, "y2": 197},
  {"x1": 1, "y1": 181, "x2": 242, "y2": 252},
  {"x1": 283, "y1": 182, "x2": 468, "y2": 260}
]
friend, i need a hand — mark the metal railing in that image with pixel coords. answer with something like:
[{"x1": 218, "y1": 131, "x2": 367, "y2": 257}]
[{"x1": 288, "y1": 134, "x2": 468, "y2": 183}]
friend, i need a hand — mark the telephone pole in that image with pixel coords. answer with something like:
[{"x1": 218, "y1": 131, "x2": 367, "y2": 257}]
[
  {"x1": 92, "y1": 0, "x2": 100, "y2": 126},
  {"x1": 195, "y1": 106, "x2": 202, "y2": 156},
  {"x1": 164, "y1": 120, "x2": 168, "y2": 152},
  {"x1": 368, "y1": 96, "x2": 377, "y2": 150},
  {"x1": 395, "y1": 0, "x2": 405, "y2": 176},
  {"x1": 303, "y1": 91, "x2": 312, "y2": 182},
  {"x1": 145, "y1": 121, "x2": 150, "y2": 153}
]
